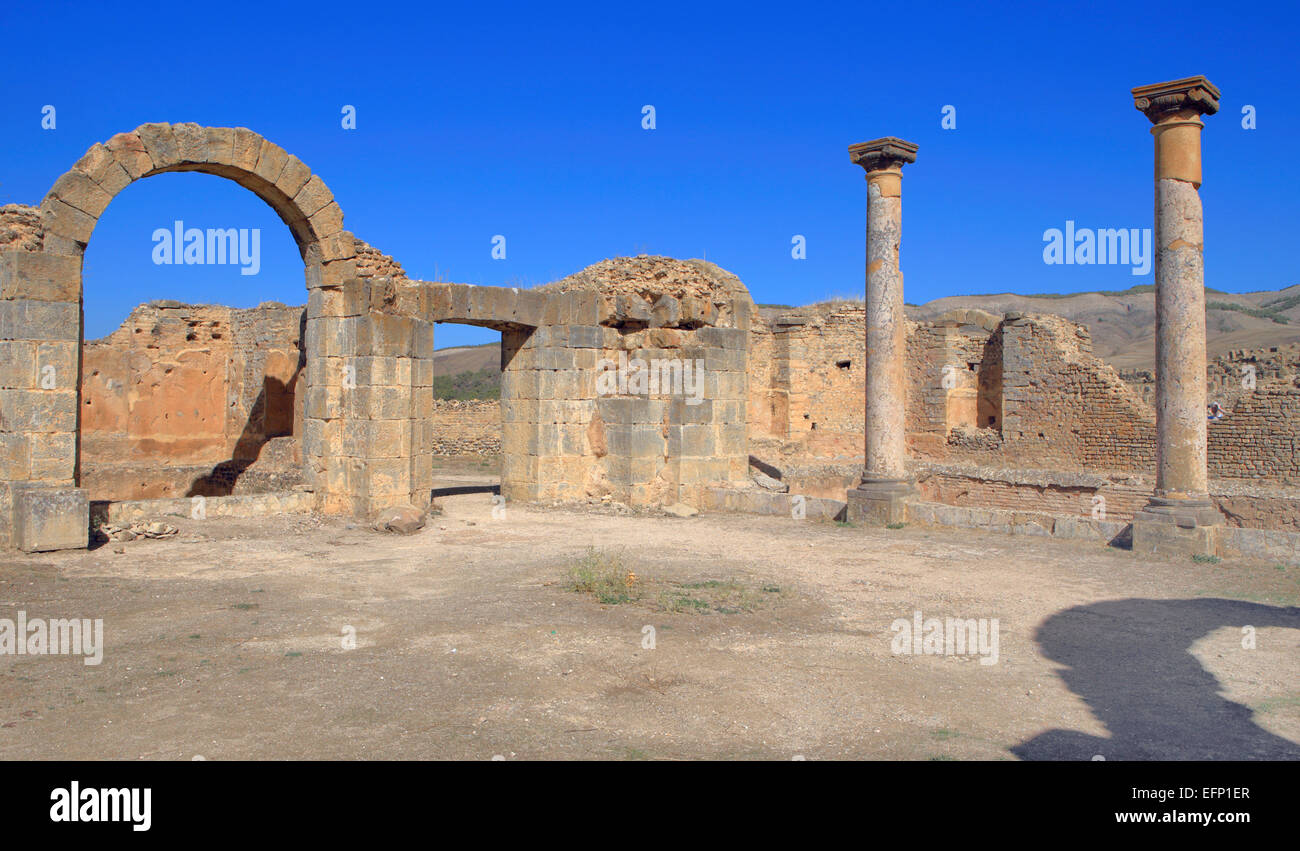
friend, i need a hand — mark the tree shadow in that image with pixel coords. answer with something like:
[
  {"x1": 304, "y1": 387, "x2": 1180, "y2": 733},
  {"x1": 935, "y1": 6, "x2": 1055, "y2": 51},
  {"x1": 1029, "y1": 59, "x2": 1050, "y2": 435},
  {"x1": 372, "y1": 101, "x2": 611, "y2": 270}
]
[{"x1": 1013, "y1": 597, "x2": 1300, "y2": 760}]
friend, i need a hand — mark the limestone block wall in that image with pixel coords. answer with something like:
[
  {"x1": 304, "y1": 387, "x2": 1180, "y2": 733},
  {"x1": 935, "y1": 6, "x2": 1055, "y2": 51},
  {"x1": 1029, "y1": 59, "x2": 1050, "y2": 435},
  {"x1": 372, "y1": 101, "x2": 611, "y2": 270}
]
[
  {"x1": 499, "y1": 317, "x2": 751, "y2": 507},
  {"x1": 430, "y1": 400, "x2": 502, "y2": 456},
  {"x1": 0, "y1": 210, "x2": 80, "y2": 548},
  {"x1": 301, "y1": 271, "x2": 435, "y2": 517}
]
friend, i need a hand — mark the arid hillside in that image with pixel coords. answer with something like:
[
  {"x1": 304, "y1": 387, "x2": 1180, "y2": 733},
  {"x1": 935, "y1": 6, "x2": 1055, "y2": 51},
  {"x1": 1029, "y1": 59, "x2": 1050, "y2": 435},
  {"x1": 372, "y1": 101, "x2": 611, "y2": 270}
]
[{"x1": 905, "y1": 284, "x2": 1300, "y2": 370}]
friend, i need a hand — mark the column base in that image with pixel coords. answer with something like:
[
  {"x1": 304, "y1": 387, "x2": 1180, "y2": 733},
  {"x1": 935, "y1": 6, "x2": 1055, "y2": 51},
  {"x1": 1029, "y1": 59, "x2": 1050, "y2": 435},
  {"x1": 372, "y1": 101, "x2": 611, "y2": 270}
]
[
  {"x1": 846, "y1": 476, "x2": 914, "y2": 526},
  {"x1": 1131, "y1": 496, "x2": 1221, "y2": 558}
]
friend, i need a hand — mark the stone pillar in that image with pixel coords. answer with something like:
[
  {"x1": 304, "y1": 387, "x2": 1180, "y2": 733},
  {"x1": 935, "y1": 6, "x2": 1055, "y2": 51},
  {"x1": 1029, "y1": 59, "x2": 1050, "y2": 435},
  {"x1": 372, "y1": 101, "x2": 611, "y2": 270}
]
[
  {"x1": 846, "y1": 137, "x2": 918, "y2": 525},
  {"x1": 1130, "y1": 76, "x2": 1222, "y2": 556}
]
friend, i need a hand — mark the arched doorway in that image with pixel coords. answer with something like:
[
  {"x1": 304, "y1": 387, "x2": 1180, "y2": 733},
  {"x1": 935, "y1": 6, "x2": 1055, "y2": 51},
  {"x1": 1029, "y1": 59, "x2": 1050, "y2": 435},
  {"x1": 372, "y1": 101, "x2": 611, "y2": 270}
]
[{"x1": 1, "y1": 122, "x2": 433, "y2": 549}]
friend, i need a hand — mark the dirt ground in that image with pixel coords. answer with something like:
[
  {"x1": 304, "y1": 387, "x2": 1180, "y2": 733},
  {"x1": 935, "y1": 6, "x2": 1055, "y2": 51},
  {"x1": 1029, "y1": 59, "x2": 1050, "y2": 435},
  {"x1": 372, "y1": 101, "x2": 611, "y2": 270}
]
[{"x1": 2, "y1": 478, "x2": 1297, "y2": 761}]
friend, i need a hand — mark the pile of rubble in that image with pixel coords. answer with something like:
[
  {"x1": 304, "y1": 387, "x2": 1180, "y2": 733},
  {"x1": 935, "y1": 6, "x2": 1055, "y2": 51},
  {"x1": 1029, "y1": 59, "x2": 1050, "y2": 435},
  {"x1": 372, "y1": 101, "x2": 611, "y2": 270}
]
[{"x1": 98, "y1": 520, "x2": 179, "y2": 542}]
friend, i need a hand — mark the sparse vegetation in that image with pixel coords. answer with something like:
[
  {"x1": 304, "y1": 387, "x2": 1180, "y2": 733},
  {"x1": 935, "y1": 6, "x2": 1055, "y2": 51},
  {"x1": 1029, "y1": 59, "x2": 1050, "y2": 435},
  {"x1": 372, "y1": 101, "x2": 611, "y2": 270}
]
[
  {"x1": 433, "y1": 366, "x2": 500, "y2": 400},
  {"x1": 1207, "y1": 301, "x2": 1289, "y2": 324},
  {"x1": 1192, "y1": 554, "x2": 1222, "y2": 564},
  {"x1": 565, "y1": 548, "x2": 788, "y2": 614},
  {"x1": 1261, "y1": 292, "x2": 1300, "y2": 313}
]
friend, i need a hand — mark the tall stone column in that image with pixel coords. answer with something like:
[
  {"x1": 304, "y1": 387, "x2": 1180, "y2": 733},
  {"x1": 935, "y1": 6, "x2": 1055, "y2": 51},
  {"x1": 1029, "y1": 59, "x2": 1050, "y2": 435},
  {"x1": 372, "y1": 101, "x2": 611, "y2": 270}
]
[
  {"x1": 846, "y1": 137, "x2": 918, "y2": 525},
  {"x1": 1131, "y1": 76, "x2": 1222, "y2": 556}
]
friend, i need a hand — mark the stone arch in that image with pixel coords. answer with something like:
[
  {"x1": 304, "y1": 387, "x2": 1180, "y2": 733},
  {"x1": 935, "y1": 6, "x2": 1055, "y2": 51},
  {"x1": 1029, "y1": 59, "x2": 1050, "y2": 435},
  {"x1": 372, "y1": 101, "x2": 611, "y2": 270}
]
[
  {"x1": 2, "y1": 123, "x2": 426, "y2": 548},
  {"x1": 38, "y1": 122, "x2": 346, "y2": 264}
]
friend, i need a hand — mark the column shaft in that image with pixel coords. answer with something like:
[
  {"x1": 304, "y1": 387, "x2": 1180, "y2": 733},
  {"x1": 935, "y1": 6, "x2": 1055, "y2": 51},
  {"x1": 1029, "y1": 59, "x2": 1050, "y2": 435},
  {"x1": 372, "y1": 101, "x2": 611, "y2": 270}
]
[
  {"x1": 864, "y1": 171, "x2": 907, "y2": 481},
  {"x1": 1153, "y1": 175, "x2": 1209, "y2": 498}
]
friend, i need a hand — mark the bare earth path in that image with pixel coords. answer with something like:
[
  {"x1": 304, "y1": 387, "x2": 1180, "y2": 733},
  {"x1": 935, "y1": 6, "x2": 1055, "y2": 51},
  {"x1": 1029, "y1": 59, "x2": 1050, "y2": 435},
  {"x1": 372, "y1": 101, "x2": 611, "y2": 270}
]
[{"x1": 1, "y1": 490, "x2": 1297, "y2": 760}]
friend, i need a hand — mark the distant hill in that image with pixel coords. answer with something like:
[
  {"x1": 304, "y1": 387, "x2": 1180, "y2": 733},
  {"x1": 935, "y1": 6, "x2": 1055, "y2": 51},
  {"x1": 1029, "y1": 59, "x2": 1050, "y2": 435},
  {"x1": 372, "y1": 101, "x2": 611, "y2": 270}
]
[
  {"x1": 434, "y1": 283, "x2": 1300, "y2": 385},
  {"x1": 905, "y1": 283, "x2": 1300, "y2": 369},
  {"x1": 432, "y1": 343, "x2": 500, "y2": 399}
]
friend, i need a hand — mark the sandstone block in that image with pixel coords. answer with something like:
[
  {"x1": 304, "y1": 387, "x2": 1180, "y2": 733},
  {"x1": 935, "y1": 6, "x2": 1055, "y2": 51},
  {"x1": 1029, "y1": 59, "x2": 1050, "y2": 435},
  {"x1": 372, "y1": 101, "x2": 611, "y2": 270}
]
[
  {"x1": 294, "y1": 175, "x2": 335, "y2": 219},
  {"x1": 512, "y1": 290, "x2": 545, "y2": 326},
  {"x1": 39, "y1": 198, "x2": 96, "y2": 244},
  {"x1": 0, "y1": 300, "x2": 79, "y2": 342},
  {"x1": 651, "y1": 295, "x2": 681, "y2": 328},
  {"x1": 135, "y1": 123, "x2": 179, "y2": 170},
  {"x1": 12, "y1": 485, "x2": 88, "y2": 552},
  {"x1": 0, "y1": 433, "x2": 30, "y2": 479},
  {"x1": 308, "y1": 202, "x2": 345, "y2": 241},
  {"x1": 231, "y1": 128, "x2": 262, "y2": 172},
  {"x1": 0, "y1": 251, "x2": 81, "y2": 303},
  {"x1": 201, "y1": 126, "x2": 235, "y2": 165},
  {"x1": 275, "y1": 156, "x2": 313, "y2": 204},
  {"x1": 172, "y1": 122, "x2": 207, "y2": 163},
  {"x1": 28, "y1": 432, "x2": 75, "y2": 480},
  {"x1": 105, "y1": 132, "x2": 153, "y2": 180},
  {"x1": 253, "y1": 139, "x2": 290, "y2": 186},
  {"x1": 71, "y1": 144, "x2": 131, "y2": 196}
]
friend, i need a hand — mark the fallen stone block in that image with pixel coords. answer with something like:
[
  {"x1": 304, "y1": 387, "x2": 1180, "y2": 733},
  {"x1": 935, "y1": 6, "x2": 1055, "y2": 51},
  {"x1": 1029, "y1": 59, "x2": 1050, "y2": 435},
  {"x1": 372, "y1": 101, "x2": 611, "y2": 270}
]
[
  {"x1": 374, "y1": 504, "x2": 426, "y2": 534},
  {"x1": 751, "y1": 471, "x2": 789, "y2": 492},
  {"x1": 13, "y1": 486, "x2": 88, "y2": 552},
  {"x1": 663, "y1": 502, "x2": 699, "y2": 518}
]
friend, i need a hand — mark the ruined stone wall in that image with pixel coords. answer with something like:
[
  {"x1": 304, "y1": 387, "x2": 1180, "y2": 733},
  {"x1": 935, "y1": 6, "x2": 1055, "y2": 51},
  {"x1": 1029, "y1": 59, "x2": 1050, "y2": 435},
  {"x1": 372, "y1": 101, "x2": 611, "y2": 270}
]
[
  {"x1": 751, "y1": 307, "x2": 1298, "y2": 485},
  {"x1": 490, "y1": 257, "x2": 754, "y2": 506},
  {"x1": 1207, "y1": 389, "x2": 1300, "y2": 479},
  {"x1": 998, "y1": 315, "x2": 1157, "y2": 472},
  {"x1": 915, "y1": 464, "x2": 1300, "y2": 531},
  {"x1": 0, "y1": 205, "x2": 43, "y2": 253},
  {"x1": 749, "y1": 304, "x2": 1005, "y2": 461},
  {"x1": 1123, "y1": 342, "x2": 1300, "y2": 407},
  {"x1": 750, "y1": 306, "x2": 865, "y2": 458},
  {"x1": 80, "y1": 301, "x2": 305, "y2": 501},
  {"x1": 430, "y1": 399, "x2": 502, "y2": 456}
]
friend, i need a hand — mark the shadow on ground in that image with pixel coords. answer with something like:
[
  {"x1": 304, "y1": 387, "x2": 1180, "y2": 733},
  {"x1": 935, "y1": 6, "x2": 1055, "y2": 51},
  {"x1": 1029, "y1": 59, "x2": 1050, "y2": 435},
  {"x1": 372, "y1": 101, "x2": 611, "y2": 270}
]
[{"x1": 1015, "y1": 598, "x2": 1300, "y2": 760}]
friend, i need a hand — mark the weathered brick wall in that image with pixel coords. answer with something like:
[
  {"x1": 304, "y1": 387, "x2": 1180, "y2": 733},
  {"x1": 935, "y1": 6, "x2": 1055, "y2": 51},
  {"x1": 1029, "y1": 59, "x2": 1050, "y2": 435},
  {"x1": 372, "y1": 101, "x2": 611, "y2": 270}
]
[
  {"x1": 430, "y1": 399, "x2": 502, "y2": 455},
  {"x1": 998, "y1": 315, "x2": 1157, "y2": 472},
  {"x1": 916, "y1": 467, "x2": 1151, "y2": 522},
  {"x1": 1208, "y1": 389, "x2": 1300, "y2": 479},
  {"x1": 754, "y1": 307, "x2": 865, "y2": 457}
]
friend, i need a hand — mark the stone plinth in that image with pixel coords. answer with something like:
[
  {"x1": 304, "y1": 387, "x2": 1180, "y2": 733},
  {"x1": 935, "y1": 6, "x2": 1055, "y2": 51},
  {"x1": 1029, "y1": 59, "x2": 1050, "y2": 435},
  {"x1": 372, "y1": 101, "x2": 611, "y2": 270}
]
[{"x1": 12, "y1": 485, "x2": 88, "y2": 552}]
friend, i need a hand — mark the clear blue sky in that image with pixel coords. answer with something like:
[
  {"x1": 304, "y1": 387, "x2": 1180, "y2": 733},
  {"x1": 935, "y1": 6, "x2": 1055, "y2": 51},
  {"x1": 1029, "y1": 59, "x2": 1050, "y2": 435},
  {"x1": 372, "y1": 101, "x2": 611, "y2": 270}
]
[{"x1": 3, "y1": 0, "x2": 1296, "y2": 346}]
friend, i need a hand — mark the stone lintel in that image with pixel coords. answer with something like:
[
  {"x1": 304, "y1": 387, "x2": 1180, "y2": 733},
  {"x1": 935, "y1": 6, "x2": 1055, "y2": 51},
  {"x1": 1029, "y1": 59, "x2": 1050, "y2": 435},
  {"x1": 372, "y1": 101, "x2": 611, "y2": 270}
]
[
  {"x1": 848, "y1": 137, "x2": 919, "y2": 174},
  {"x1": 1132, "y1": 76, "x2": 1221, "y2": 123}
]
